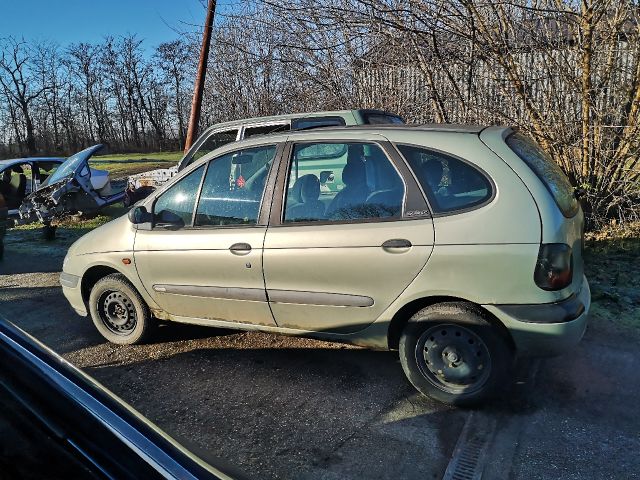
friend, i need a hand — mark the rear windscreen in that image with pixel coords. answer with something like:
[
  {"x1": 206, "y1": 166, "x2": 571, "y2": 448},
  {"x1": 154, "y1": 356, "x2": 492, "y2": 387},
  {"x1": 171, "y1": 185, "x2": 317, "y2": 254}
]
[{"x1": 506, "y1": 133, "x2": 579, "y2": 218}]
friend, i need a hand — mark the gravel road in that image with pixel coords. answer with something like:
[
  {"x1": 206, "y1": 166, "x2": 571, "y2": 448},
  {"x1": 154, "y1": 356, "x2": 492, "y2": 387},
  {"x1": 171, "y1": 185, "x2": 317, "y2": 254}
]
[{"x1": 1, "y1": 233, "x2": 638, "y2": 479}]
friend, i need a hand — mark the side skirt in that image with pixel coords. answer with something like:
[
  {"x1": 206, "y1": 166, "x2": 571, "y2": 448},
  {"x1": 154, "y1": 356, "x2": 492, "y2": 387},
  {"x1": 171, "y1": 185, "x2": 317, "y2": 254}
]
[{"x1": 161, "y1": 314, "x2": 390, "y2": 351}]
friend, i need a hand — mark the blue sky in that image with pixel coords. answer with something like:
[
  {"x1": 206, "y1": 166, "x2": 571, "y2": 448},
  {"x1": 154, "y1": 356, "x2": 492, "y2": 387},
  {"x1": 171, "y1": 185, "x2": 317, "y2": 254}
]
[{"x1": 0, "y1": 0, "x2": 236, "y2": 49}]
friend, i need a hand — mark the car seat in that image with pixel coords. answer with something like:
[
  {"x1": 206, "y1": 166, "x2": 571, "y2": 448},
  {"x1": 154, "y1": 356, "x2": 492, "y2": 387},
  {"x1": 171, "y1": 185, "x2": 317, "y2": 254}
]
[
  {"x1": 286, "y1": 174, "x2": 325, "y2": 221},
  {"x1": 7, "y1": 167, "x2": 27, "y2": 209},
  {"x1": 327, "y1": 157, "x2": 369, "y2": 216}
]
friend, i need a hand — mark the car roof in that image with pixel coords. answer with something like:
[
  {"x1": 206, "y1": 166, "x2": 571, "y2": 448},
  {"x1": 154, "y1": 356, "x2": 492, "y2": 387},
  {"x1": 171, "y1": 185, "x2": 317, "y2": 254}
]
[{"x1": 0, "y1": 157, "x2": 65, "y2": 169}]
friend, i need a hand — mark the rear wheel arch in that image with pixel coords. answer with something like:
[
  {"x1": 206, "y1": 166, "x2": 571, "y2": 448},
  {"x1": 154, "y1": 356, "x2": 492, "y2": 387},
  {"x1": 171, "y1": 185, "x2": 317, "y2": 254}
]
[{"x1": 387, "y1": 296, "x2": 515, "y2": 351}]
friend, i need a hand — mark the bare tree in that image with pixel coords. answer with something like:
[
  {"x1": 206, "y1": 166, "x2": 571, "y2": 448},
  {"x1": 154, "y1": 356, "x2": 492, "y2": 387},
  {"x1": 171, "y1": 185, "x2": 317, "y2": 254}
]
[
  {"x1": 255, "y1": 0, "x2": 639, "y2": 226},
  {"x1": 0, "y1": 38, "x2": 48, "y2": 154},
  {"x1": 155, "y1": 39, "x2": 195, "y2": 148}
]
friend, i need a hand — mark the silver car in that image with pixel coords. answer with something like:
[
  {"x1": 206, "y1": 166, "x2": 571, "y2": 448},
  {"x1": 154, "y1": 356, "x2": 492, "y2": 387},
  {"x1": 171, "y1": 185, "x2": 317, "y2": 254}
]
[{"x1": 61, "y1": 125, "x2": 590, "y2": 405}]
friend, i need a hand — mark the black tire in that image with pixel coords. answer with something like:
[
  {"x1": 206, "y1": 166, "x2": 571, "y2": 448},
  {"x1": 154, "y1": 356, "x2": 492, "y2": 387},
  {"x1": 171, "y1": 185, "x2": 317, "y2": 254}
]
[
  {"x1": 89, "y1": 273, "x2": 153, "y2": 345},
  {"x1": 399, "y1": 302, "x2": 513, "y2": 407}
]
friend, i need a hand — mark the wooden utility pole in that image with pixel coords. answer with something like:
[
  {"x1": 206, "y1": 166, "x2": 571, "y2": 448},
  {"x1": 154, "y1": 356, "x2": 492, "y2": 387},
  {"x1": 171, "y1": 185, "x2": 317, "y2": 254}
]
[{"x1": 184, "y1": 0, "x2": 216, "y2": 153}]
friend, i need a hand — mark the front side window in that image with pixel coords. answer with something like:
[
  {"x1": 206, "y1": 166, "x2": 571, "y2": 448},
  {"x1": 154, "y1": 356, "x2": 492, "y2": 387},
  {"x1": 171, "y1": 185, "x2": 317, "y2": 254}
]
[
  {"x1": 283, "y1": 142, "x2": 404, "y2": 223},
  {"x1": 182, "y1": 129, "x2": 239, "y2": 169},
  {"x1": 506, "y1": 132, "x2": 579, "y2": 218},
  {"x1": 153, "y1": 165, "x2": 205, "y2": 226},
  {"x1": 195, "y1": 145, "x2": 276, "y2": 226},
  {"x1": 398, "y1": 145, "x2": 492, "y2": 214}
]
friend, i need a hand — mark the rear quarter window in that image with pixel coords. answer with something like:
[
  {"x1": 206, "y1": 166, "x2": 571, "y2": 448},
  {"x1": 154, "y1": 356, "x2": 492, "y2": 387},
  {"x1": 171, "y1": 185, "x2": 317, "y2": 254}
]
[
  {"x1": 397, "y1": 145, "x2": 492, "y2": 214},
  {"x1": 506, "y1": 133, "x2": 579, "y2": 218}
]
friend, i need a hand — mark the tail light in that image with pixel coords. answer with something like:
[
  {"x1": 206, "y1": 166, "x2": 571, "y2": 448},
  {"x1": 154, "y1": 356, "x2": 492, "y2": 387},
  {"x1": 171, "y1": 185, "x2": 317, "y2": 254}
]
[{"x1": 534, "y1": 243, "x2": 573, "y2": 290}]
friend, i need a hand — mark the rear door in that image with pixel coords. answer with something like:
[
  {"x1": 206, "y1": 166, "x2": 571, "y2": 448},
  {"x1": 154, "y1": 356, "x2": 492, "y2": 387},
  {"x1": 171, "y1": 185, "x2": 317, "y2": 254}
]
[
  {"x1": 134, "y1": 142, "x2": 283, "y2": 325},
  {"x1": 262, "y1": 134, "x2": 434, "y2": 333}
]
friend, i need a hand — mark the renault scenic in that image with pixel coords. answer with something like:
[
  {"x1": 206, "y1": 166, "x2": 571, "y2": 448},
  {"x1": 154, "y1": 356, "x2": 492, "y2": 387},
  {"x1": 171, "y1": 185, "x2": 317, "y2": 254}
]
[{"x1": 60, "y1": 125, "x2": 590, "y2": 405}]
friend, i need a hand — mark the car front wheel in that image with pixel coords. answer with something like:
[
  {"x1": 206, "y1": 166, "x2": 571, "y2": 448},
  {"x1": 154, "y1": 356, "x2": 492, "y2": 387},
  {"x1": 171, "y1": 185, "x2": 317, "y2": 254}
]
[
  {"x1": 89, "y1": 273, "x2": 153, "y2": 345},
  {"x1": 399, "y1": 303, "x2": 513, "y2": 406}
]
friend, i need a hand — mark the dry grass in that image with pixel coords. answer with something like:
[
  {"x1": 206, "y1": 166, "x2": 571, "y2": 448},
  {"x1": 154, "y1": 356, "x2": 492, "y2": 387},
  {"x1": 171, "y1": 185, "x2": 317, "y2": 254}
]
[{"x1": 584, "y1": 221, "x2": 640, "y2": 333}]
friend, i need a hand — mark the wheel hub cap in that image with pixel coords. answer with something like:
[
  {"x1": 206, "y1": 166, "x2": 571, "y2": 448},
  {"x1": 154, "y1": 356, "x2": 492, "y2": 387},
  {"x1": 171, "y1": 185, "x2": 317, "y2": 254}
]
[
  {"x1": 98, "y1": 291, "x2": 137, "y2": 334},
  {"x1": 418, "y1": 324, "x2": 492, "y2": 394}
]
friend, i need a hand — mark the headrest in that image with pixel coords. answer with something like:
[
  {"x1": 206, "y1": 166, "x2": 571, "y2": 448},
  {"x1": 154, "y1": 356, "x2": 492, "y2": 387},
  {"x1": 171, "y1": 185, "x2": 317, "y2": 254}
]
[
  {"x1": 299, "y1": 174, "x2": 320, "y2": 202},
  {"x1": 342, "y1": 160, "x2": 365, "y2": 186},
  {"x1": 347, "y1": 144, "x2": 364, "y2": 163},
  {"x1": 290, "y1": 174, "x2": 320, "y2": 203}
]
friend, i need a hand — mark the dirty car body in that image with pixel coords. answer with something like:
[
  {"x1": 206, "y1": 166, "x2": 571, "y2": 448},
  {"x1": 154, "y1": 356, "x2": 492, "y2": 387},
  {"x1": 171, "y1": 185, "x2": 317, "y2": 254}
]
[{"x1": 17, "y1": 145, "x2": 124, "y2": 225}]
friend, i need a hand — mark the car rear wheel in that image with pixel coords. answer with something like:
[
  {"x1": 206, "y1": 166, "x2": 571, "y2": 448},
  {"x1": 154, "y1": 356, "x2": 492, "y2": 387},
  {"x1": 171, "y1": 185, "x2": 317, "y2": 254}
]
[
  {"x1": 89, "y1": 273, "x2": 153, "y2": 345},
  {"x1": 399, "y1": 302, "x2": 513, "y2": 406}
]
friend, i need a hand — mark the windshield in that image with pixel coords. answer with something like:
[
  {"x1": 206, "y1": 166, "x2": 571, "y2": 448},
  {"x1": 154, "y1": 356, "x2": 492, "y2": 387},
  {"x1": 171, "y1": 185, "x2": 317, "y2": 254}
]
[{"x1": 41, "y1": 145, "x2": 104, "y2": 188}]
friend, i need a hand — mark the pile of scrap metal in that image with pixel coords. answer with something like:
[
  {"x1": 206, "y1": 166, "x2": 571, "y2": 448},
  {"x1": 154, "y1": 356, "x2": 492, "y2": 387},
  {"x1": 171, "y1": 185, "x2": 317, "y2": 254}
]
[{"x1": 0, "y1": 145, "x2": 124, "y2": 241}]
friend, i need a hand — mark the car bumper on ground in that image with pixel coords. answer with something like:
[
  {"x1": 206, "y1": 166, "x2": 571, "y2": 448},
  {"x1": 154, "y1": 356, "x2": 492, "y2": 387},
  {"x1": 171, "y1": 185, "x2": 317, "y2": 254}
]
[
  {"x1": 484, "y1": 275, "x2": 591, "y2": 356},
  {"x1": 60, "y1": 272, "x2": 87, "y2": 316}
]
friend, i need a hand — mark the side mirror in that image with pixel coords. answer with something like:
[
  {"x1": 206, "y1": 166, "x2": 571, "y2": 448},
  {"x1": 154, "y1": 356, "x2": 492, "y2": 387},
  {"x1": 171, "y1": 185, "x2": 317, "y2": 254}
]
[
  {"x1": 320, "y1": 170, "x2": 334, "y2": 183},
  {"x1": 128, "y1": 205, "x2": 153, "y2": 225}
]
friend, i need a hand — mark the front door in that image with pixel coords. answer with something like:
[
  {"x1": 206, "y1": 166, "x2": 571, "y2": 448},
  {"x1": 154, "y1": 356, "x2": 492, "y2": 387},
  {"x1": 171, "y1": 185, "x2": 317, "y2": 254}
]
[
  {"x1": 134, "y1": 143, "x2": 280, "y2": 326},
  {"x1": 263, "y1": 139, "x2": 435, "y2": 333}
]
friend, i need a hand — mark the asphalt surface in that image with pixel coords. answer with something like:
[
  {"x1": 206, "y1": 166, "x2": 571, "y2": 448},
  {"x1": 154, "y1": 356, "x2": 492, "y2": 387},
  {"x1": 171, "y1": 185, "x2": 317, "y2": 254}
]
[{"x1": 1, "y1": 241, "x2": 639, "y2": 479}]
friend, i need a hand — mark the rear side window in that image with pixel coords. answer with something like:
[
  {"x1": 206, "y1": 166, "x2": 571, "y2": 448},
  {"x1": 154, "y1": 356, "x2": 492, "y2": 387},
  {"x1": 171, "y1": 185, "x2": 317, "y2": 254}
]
[
  {"x1": 362, "y1": 112, "x2": 405, "y2": 125},
  {"x1": 398, "y1": 145, "x2": 492, "y2": 214},
  {"x1": 506, "y1": 133, "x2": 578, "y2": 218},
  {"x1": 284, "y1": 142, "x2": 404, "y2": 223},
  {"x1": 181, "y1": 129, "x2": 238, "y2": 170},
  {"x1": 292, "y1": 116, "x2": 346, "y2": 130},
  {"x1": 243, "y1": 124, "x2": 289, "y2": 138}
]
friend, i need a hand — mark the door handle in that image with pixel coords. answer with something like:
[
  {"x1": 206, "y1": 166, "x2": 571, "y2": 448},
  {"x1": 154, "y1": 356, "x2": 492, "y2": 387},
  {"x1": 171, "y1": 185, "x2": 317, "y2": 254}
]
[
  {"x1": 229, "y1": 242, "x2": 252, "y2": 254},
  {"x1": 382, "y1": 239, "x2": 412, "y2": 249}
]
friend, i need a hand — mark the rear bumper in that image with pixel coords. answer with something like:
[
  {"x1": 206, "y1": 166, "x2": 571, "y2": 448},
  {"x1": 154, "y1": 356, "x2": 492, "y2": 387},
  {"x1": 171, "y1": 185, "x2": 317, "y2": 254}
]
[
  {"x1": 484, "y1": 275, "x2": 590, "y2": 356},
  {"x1": 60, "y1": 272, "x2": 87, "y2": 317}
]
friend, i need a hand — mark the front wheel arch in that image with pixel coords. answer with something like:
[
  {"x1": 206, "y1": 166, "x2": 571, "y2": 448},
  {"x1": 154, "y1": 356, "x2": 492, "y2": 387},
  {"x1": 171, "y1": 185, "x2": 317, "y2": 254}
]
[{"x1": 80, "y1": 265, "x2": 120, "y2": 303}]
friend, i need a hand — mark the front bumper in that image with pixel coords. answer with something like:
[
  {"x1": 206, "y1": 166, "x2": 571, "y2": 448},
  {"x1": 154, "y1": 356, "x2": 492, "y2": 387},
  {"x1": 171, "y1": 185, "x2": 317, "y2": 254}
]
[
  {"x1": 60, "y1": 272, "x2": 87, "y2": 317},
  {"x1": 484, "y1": 275, "x2": 591, "y2": 356}
]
